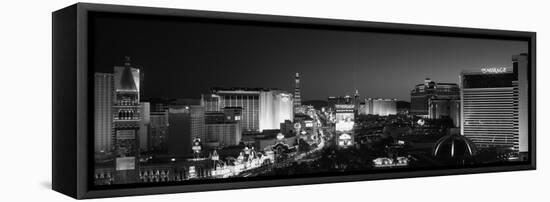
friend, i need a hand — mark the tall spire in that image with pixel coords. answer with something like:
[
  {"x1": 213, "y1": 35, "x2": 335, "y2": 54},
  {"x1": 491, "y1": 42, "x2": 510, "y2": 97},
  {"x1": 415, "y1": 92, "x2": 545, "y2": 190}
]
[{"x1": 294, "y1": 72, "x2": 301, "y2": 108}]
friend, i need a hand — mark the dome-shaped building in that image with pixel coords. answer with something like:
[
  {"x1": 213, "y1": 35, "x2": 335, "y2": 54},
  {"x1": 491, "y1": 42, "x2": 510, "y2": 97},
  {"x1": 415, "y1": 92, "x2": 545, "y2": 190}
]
[{"x1": 432, "y1": 134, "x2": 477, "y2": 165}]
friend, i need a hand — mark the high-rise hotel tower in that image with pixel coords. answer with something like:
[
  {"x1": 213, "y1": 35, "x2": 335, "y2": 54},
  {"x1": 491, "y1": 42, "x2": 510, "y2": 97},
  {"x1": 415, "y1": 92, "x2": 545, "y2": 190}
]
[
  {"x1": 201, "y1": 88, "x2": 293, "y2": 132},
  {"x1": 94, "y1": 73, "x2": 114, "y2": 154},
  {"x1": 112, "y1": 58, "x2": 141, "y2": 184},
  {"x1": 460, "y1": 53, "x2": 528, "y2": 159}
]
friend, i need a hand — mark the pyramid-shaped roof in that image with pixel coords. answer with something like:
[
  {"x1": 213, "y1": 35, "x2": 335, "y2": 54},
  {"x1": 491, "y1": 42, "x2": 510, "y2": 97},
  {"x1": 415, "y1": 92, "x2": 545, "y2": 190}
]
[{"x1": 119, "y1": 66, "x2": 137, "y2": 91}]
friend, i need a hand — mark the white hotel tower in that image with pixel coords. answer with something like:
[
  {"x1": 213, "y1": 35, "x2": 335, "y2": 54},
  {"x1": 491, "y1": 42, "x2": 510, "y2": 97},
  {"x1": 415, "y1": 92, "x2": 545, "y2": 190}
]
[
  {"x1": 202, "y1": 88, "x2": 294, "y2": 132},
  {"x1": 460, "y1": 54, "x2": 529, "y2": 159}
]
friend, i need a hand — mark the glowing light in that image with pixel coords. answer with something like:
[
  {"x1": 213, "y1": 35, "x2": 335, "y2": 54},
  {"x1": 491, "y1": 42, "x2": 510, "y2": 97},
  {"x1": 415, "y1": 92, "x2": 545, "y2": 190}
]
[
  {"x1": 481, "y1": 67, "x2": 508, "y2": 74},
  {"x1": 339, "y1": 133, "x2": 352, "y2": 140},
  {"x1": 276, "y1": 133, "x2": 285, "y2": 140},
  {"x1": 338, "y1": 133, "x2": 353, "y2": 148},
  {"x1": 335, "y1": 121, "x2": 354, "y2": 132},
  {"x1": 417, "y1": 119, "x2": 425, "y2": 126}
]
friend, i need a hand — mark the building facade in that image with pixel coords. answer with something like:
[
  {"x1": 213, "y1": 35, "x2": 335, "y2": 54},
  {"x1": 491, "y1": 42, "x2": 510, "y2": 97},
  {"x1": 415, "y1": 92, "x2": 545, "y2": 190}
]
[
  {"x1": 112, "y1": 61, "x2": 141, "y2": 184},
  {"x1": 327, "y1": 95, "x2": 353, "y2": 111},
  {"x1": 335, "y1": 104, "x2": 355, "y2": 132},
  {"x1": 461, "y1": 55, "x2": 528, "y2": 157},
  {"x1": 201, "y1": 94, "x2": 221, "y2": 112},
  {"x1": 94, "y1": 73, "x2": 114, "y2": 154},
  {"x1": 360, "y1": 98, "x2": 397, "y2": 116},
  {"x1": 148, "y1": 111, "x2": 169, "y2": 154},
  {"x1": 202, "y1": 89, "x2": 260, "y2": 132},
  {"x1": 202, "y1": 88, "x2": 293, "y2": 132},
  {"x1": 205, "y1": 123, "x2": 242, "y2": 148},
  {"x1": 513, "y1": 53, "x2": 529, "y2": 156},
  {"x1": 203, "y1": 108, "x2": 243, "y2": 148},
  {"x1": 410, "y1": 78, "x2": 460, "y2": 117},
  {"x1": 428, "y1": 99, "x2": 460, "y2": 127},
  {"x1": 167, "y1": 105, "x2": 205, "y2": 157},
  {"x1": 259, "y1": 90, "x2": 294, "y2": 131},
  {"x1": 139, "y1": 102, "x2": 150, "y2": 152}
]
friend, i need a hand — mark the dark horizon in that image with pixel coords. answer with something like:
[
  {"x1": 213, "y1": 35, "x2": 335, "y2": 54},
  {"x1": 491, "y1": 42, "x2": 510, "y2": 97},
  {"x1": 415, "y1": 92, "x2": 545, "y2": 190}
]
[{"x1": 92, "y1": 14, "x2": 528, "y2": 102}]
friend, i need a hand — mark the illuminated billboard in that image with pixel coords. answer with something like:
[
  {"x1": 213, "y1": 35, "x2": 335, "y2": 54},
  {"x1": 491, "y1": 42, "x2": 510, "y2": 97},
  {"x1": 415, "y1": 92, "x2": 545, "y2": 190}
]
[
  {"x1": 116, "y1": 157, "x2": 136, "y2": 170},
  {"x1": 338, "y1": 133, "x2": 354, "y2": 148},
  {"x1": 335, "y1": 121, "x2": 354, "y2": 132},
  {"x1": 481, "y1": 67, "x2": 509, "y2": 74}
]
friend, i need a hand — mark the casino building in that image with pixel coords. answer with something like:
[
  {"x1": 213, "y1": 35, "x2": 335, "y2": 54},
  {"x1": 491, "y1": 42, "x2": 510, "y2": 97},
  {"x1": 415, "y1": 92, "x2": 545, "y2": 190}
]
[
  {"x1": 460, "y1": 53, "x2": 529, "y2": 158},
  {"x1": 112, "y1": 58, "x2": 142, "y2": 184},
  {"x1": 428, "y1": 99, "x2": 461, "y2": 127},
  {"x1": 203, "y1": 108, "x2": 243, "y2": 148},
  {"x1": 410, "y1": 78, "x2": 460, "y2": 117},
  {"x1": 335, "y1": 104, "x2": 355, "y2": 148},
  {"x1": 201, "y1": 88, "x2": 293, "y2": 132},
  {"x1": 359, "y1": 98, "x2": 397, "y2": 116},
  {"x1": 167, "y1": 105, "x2": 205, "y2": 157},
  {"x1": 327, "y1": 95, "x2": 353, "y2": 111}
]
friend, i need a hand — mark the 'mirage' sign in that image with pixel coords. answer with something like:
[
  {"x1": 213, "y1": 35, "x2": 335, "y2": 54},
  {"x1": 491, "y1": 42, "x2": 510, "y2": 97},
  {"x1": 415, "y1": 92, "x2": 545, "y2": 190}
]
[{"x1": 481, "y1": 67, "x2": 508, "y2": 74}]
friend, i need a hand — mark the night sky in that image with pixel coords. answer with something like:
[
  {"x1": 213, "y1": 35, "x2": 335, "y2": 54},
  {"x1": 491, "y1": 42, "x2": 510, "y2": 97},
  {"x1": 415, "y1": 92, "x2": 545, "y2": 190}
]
[{"x1": 92, "y1": 13, "x2": 527, "y2": 101}]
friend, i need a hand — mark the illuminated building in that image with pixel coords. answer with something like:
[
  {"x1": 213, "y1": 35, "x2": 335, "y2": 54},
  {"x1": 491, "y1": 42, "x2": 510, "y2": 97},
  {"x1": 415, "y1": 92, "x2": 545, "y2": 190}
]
[
  {"x1": 360, "y1": 98, "x2": 397, "y2": 116},
  {"x1": 112, "y1": 58, "x2": 141, "y2": 184},
  {"x1": 202, "y1": 88, "x2": 293, "y2": 132},
  {"x1": 428, "y1": 99, "x2": 460, "y2": 127},
  {"x1": 513, "y1": 54, "x2": 529, "y2": 158},
  {"x1": 205, "y1": 111, "x2": 226, "y2": 124},
  {"x1": 335, "y1": 104, "x2": 354, "y2": 132},
  {"x1": 327, "y1": 97, "x2": 337, "y2": 110},
  {"x1": 148, "y1": 111, "x2": 169, "y2": 154},
  {"x1": 94, "y1": 73, "x2": 113, "y2": 154},
  {"x1": 255, "y1": 132, "x2": 297, "y2": 151},
  {"x1": 167, "y1": 105, "x2": 205, "y2": 157},
  {"x1": 294, "y1": 72, "x2": 302, "y2": 109},
  {"x1": 337, "y1": 133, "x2": 354, "y2": 148},
  {"x1": 372, "y1": 157, "x2": 409, "y2": 168},
  {"x1": 327, "y1": 95, "x2": 353, "y2": 111},
  {"x1": 259, "y1": 90, "x2": 294, "y2": 131},
  {"x1": 293, "y1": 114, "x2": 318, "y2": 142},
  {"x1": 201, "y1": 94, "x2": 221, "y2": 112},
  {"x1": 461, "y1": 55, "x2": 528, "y2": 157},
  {"x1": 204, "y1": 109, "x2": 242, "y2": 148},
  {"x1": 334, "y1": 104, "x2": 355, "y2": 148},
  {"x1": 410, "y1": 78, "x2": 460, "y2": 117},
  {"x1": 139, "y1": 102, "x2": 150, "y2": 152},
  {"x1": 222, "y1": 107, "x2": 242, "y2": 122},
  {"x1": 202, "y1": 88, "x2": 259, "y2": 131},
  {"x1": 205, "y1": 123, "x2": 241, "y2": 148}
]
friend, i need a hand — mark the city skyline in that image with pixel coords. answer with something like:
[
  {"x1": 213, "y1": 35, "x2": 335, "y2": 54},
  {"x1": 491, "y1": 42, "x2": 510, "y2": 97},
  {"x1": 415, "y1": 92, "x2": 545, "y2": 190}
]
[
  {"x1": 93, "y1": 52, "x2": 530, "y2": 186},
  {"x1": 91, "y1": 14, "x2": 527, "y2": 101},
  {"x1": 90, "y1": 13, "x2": 531, "y2": 186}
]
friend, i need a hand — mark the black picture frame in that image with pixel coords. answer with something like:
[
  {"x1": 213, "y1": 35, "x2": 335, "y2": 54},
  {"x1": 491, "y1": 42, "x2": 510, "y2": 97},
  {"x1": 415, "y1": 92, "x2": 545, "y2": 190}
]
[{"x1": 52, "y1": 3, "x2": 536, "y2": 199}]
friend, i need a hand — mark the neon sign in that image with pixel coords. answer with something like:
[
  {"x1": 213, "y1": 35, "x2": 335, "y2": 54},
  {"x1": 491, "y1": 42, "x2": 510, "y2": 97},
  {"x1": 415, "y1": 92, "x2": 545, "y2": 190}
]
[{"x1": 481, "y1": 67, "x2": 508, "y2": 74}]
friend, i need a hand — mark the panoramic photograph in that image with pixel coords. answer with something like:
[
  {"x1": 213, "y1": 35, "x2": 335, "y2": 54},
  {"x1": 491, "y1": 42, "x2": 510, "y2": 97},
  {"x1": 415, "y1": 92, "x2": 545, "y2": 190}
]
[{"x1": 91, "y1": 14, "x2": 530, "y2": 186}]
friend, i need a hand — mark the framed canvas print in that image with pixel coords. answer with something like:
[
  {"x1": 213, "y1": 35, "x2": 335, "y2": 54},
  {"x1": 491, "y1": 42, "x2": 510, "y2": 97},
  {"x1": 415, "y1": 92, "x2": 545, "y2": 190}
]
[{"x1": 52, "y1": 3, "x2": 536, "y2": 199}]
